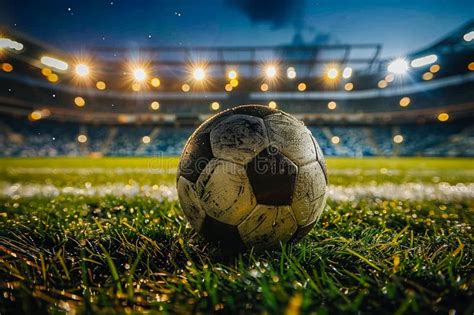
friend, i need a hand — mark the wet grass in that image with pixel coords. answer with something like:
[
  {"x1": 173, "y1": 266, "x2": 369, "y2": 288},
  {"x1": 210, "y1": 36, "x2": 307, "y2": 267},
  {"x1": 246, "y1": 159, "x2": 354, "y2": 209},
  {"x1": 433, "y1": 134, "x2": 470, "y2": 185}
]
[{"x1": 0, "y1": 157, "x2": 473, "y2": 314}]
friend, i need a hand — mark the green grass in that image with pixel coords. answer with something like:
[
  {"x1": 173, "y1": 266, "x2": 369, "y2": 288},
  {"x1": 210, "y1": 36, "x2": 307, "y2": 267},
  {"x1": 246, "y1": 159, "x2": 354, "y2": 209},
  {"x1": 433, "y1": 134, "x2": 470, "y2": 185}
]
[{"x1": 0, "y1": 157, "x2": 473, "y2": 314}]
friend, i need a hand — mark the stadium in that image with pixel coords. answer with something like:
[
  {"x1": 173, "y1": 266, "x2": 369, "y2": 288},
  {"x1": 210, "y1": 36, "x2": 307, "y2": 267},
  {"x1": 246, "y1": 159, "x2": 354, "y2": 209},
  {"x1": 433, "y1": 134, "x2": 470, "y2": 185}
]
[{"x1": 0, "y1": 2, "x2": 473, "y2": 314}]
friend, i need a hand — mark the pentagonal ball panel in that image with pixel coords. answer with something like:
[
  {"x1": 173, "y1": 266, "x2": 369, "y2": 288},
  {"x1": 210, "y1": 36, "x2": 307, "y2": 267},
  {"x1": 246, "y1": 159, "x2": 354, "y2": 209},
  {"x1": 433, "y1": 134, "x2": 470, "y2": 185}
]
[
  {"x1": 238, "y1": 205, "x2": 297, "y2": 249},
  {"x1": 178, "y1": 131, "x2": 214, "y2": 183},
  {"x1": 264, "y1": 112, "x2": 317, "y2": 166},
  {"x1": 291, "y1": 161, "x2": 327, "y2": 226},
  {"x1": 289, "y1": 220, "x2": 317, "y2": 243},
  {"x1": 177, "y1": 176, "x2": 206, "y2": 232},
  {"x1": 200, "y1": 215, "x2": 245, "y2": 251},
  {"x1": 245, "y1": 148, "x2": 298, "y2": 205},
  {"x1": 195, "y1": 159, "x2": 256, "y2": 226},
  {"x1": 210, "y1": 114, "x2": 269, "y2": 165}
]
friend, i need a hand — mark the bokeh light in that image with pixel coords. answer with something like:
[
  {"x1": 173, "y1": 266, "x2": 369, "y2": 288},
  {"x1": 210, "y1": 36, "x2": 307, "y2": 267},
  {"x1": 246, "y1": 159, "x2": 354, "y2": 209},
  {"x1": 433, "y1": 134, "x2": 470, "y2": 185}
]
[
  {"x1": 393, "y1": 135, "x2": 404, "y2": 144},
  {"x1": 150, "y1": 101, "x2": 160, "y2": 110},
  {"x1": 74, "y1": 96, "x2": 85, "y2": 107},
  {"x1": 437, "y1": 112, "x2": 449, "y2": 122},
  {"x1": 211, "y1": 102, "x2": 220, "y2": 110},
  {"x1": 399, "y1": 97, "x2": 411, "y2": 107},
  {"x1": 96, "y1": 81, "x2": 106, "y2": 90},
  {"x1": 77, "y1": 134, "x2": 88, "y2": 143}
]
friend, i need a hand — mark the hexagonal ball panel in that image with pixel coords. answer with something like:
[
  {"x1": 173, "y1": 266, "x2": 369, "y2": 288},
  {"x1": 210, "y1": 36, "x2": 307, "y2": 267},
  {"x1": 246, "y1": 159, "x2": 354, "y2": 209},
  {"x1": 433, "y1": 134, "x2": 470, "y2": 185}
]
[
  {"x1": 238, "y1": 205, "x2": 297, "y2": 249},
  {"x1": 178, "y1": 131, "x2": 214, "y2": 184},
  {"x1": 245, "y1": 147, "x2": 298, "y2": 206},
  {"x1": 232, "y1": 104, "x2": 278, "y2": 118},
  {"x1": 291, "y1": 161, "x2": 327, "y2": 226},
  {"x1": 264, "y1": 112, "x2": 317, "y2": 166},
  {"x1": 177, "y1": 176, "x2": 206, "y2": 232},
  {"x1": 195, "y1": 159, "x2": 256, "y2": 226},
  {"x1": 210, "y1": 114, "x2": 269, "y2": 165}
]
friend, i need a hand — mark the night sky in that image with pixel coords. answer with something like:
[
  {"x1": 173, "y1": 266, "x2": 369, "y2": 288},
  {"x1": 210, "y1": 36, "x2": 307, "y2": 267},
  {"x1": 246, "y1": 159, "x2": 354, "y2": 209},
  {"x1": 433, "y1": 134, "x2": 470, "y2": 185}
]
[{"x1": 1, "y1": 0, "x2": 472, "y2": 58}]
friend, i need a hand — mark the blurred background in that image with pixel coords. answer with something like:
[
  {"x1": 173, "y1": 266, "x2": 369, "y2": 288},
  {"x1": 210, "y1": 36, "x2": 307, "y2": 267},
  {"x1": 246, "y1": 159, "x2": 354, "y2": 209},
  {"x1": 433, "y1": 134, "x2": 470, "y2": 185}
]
[{"x1": 0, "y1": 0, "x2": 473, "y2": 158}]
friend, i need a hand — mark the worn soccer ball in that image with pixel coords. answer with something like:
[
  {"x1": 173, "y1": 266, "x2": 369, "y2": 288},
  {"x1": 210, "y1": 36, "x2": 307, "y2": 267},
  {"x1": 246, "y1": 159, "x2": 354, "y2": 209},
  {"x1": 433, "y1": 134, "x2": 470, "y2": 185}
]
[{"x1": 177, "y1": 105, "x2": 327, "y2": 250}]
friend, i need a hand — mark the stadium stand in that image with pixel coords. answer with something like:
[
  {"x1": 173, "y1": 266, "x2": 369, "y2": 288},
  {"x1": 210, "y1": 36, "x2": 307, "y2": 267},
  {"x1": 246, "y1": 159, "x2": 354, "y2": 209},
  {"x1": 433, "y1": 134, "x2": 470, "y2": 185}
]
[{"x1": 0, "y1": 21, "x2": 473, "y2": 157}]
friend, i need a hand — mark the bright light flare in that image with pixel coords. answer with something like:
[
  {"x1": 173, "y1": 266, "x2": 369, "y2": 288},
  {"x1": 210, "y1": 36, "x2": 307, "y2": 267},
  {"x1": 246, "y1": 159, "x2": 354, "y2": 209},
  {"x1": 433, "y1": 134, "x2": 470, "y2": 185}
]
[
  {"x1": 75, "y1": 63, "x2": 90, "y2": 77},
  {"x1": 387, "y1": 58, "x2": 409, "y2": 74},
  {"x1": 193, "y1": 67, "x2": 206, "y2": 80},
  {"x1": 133, "y1": 68, "x2": 147, "y2": 82},
  {"x1": 410, "y1": 55, "x2": 437, "y2": 68},
  {"x1": 327, "y1": 68, "x2": 338, "y2": 79},
  {"x1": 0, "y1": 38, "x2": 23, "y2": 51},
  {"x1": 265, "y1": 65, "x2": 277, "y2": 79},
  {"x1": 41, "y1": 56, "x2": 68, "y2": 71}
]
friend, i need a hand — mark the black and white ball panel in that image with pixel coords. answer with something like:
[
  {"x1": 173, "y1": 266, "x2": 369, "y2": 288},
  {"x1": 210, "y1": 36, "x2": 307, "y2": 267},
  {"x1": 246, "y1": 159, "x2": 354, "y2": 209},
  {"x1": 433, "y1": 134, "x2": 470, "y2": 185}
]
[
  {"x1": 264, "y1": 112, "x2": 317, "y2": 166},
  {"x1": 291, "y1": 161, "x2": 327, "y2": 226},
  {"x1": 245, "y1": 147, "x2": 298, "y2": 206},
  {"x1": 231, "y1": 104, "x2": 277, "y2": 118},
  {"x1": 200, "y1": 215, "x2": 245, "y2": 250},
  {"x1": 177, "y1": 176, "x2": 206, "y2": 232},
  {"x1": 237, "y1": 205, "x2": 297, "y2": 249},
  {"x1": 195, "y1": 158, "x2": 256, "y2": 226},
  {"x1": 289, "y1": 219, "x2": 318, "y2": 243},
  {"x1": 312, "y1": 135, "x2": 328, "y2": 184},
  {"x1": 210, "y1": 114, "x2": 269, "y2": 165},
  {"x1": 177, "y1": 105, "x2": 328, "y2": 248},
  {"x1": 178, "y1": 131, "x2": 214, "y2": 184}
]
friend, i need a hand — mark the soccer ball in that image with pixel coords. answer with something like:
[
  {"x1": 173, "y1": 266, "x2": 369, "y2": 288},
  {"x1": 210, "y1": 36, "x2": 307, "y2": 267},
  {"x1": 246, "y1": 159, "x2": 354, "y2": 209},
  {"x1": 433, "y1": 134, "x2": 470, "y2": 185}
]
[{"x1": 177, "y1": 105, "x2": 327, "y2": 250}]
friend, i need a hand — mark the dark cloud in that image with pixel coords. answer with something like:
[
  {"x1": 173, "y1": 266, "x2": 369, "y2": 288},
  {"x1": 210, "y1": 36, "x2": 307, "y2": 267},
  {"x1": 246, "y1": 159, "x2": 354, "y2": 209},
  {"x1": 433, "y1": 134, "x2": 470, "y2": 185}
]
[{"x1": 229, "y1": 0, "x2": 306, "y2": 30}]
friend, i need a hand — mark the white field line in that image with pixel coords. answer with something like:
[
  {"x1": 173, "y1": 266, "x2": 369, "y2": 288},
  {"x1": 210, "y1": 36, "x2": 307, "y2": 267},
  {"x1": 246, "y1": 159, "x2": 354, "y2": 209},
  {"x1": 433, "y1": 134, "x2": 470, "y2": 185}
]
[{"x1": 1, "y1": 182, "x2": 473, "y2": 202}]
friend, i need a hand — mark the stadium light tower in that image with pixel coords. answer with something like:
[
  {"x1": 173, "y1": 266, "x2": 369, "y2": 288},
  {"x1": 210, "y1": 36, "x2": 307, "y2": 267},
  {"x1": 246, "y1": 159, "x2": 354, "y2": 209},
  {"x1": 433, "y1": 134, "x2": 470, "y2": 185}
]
[
  {"x1": 133, "y1": 68, "x2": 147, "y2": 82},
  {"x1": 387, "y1": 58, "x2": 409, "y2": 74}
]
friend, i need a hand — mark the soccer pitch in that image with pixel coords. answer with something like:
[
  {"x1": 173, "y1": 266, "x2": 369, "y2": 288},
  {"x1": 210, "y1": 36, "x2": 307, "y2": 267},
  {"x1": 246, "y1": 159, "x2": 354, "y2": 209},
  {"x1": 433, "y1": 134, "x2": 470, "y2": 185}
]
[{"x1": 0, "y1": 157, "x2": 472, "y2": 314}]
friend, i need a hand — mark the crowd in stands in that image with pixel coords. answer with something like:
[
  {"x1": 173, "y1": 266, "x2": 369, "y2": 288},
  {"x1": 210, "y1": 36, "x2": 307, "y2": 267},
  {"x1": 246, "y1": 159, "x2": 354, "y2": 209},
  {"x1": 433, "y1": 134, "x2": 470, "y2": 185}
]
[{"x1": 1, "y1": 116, "x2": 472, "y2": 157}]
